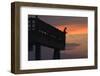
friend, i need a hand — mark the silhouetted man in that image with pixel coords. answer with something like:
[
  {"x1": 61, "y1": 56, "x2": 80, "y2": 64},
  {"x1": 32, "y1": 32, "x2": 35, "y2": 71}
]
[{"x1": 64, "y1": 27, "x2": 68, "y2": 34}]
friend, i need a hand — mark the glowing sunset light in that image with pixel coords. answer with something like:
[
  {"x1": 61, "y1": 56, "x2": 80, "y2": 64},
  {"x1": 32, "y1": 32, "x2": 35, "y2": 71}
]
[{"x1": 55, "y1": 24, "x2": 87, "y2": 35}]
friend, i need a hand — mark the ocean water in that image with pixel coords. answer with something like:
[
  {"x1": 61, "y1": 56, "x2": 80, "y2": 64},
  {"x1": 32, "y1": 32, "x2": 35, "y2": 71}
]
[{"x1": 61, "y1": 34, "x2": 88, "y2": 59}]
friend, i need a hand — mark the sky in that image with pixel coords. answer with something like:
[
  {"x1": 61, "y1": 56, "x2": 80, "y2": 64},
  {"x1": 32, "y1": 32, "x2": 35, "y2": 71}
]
[{"x1": 38, "y1": 15, "x2": 88, "y2": 35}]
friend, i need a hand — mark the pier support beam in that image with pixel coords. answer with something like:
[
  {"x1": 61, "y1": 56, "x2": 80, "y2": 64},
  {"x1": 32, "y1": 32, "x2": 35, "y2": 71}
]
[
  {"x1": 35, "y1": 44, "x2": 41, "y2": 60},
  {"x1": 53, "y1": 49, "x2": 60, "y2": 59}
]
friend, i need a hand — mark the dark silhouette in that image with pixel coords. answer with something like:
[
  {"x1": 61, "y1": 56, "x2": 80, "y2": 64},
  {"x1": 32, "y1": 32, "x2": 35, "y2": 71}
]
[
  {"x1": 53, "y1": 49, "x2": 60, "y2": 59},
  {"x1": 35, "y1": 43, "x2": 41, "y2": 60},
  {"x1": 28, "y1": 15, "x2": 66, "y2": 60},
  {"x1": 64, "y1": 27, "x2": 68, "y2": 34}
]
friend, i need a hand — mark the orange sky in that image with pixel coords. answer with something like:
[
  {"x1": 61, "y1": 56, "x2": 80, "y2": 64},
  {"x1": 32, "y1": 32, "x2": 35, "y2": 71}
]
[{"x1": 55, "y1": 24, "x2": 87, "y2": 35}]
